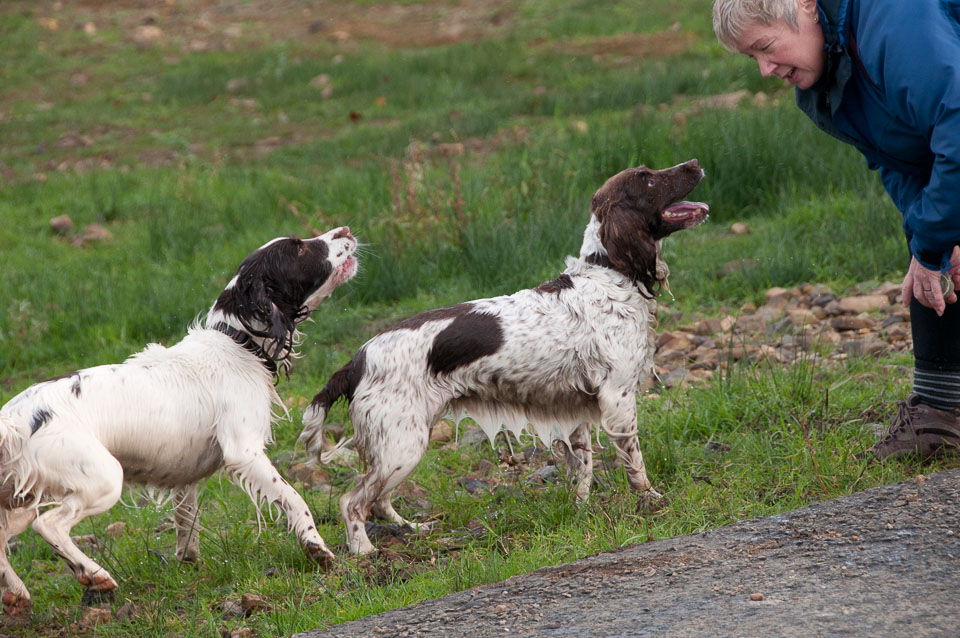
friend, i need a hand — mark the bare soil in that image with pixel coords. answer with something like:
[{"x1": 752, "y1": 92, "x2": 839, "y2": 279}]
[{"x1": 295, "y1": 467, "x2": 960, "y2": 638}]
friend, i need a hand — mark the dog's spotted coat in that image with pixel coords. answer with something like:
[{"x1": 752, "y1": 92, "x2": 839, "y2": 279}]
[{"x1": 300, "y1": 161, "x2": 708, "y2": 555}]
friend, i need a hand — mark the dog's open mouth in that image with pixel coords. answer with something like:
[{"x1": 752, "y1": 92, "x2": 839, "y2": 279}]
[
  {"x1": 662, "y1": 201, "x2": 709, "y2": 231},
  {"x1": 337, "y1": 255, "x2": 358, "y2": 278}
]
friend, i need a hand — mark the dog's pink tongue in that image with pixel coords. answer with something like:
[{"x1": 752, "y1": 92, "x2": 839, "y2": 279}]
[
  {"x1": 663, "y1": 201, "x2": 709, "y2": 227},
  {"x1": 665, "y1": 201, "x2": 709, "y2": 215}
]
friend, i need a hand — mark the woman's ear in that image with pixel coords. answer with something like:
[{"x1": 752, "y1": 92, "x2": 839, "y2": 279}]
[{"x1": 798, "y1": 0, "x2": 819, "y2": 22}]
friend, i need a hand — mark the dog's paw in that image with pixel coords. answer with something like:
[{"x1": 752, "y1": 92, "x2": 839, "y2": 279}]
[{"x1": 2, "y1": 590, "x2": 32, "y2": 618}]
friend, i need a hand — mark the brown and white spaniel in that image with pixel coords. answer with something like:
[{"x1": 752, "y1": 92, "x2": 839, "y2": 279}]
[{"x1": 300, "y1": 162, "x2": 707, "y2": 555}]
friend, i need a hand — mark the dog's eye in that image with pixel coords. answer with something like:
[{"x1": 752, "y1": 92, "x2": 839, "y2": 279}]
[
  {"x1": 646, "y1": 178, "x2": 655, "y2": 188},
  {"x1": 297, "y1": 243, "x2": 308, "y2": 257}
]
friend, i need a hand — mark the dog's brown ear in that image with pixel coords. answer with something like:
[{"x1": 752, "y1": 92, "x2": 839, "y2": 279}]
[{"x1": 598, "y1": 204, "x2": 659, "y2": 297}]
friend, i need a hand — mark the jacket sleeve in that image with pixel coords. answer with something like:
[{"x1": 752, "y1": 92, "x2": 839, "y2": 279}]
[{"x1": 865, "y1": 1, "x2": 960, "y2": 271}]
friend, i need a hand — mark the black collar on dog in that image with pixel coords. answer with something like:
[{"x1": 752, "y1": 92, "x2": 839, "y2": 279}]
[{"x1": 211, "y1": 322, "x2": 278, "y2": 376}]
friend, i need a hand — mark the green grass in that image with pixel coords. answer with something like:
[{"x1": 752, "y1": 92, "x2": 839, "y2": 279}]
[{"x1": 0, "y1": 0, "x2": 950, "y2": 635}]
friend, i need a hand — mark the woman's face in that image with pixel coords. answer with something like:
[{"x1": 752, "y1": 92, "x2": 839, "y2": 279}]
[{"x1": 733, "y1": 5, "x2": 826, "y2": 90}]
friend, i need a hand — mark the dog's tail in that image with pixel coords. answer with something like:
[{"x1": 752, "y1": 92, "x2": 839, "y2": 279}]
[{"x1": 298, "y1": 350, "x2": 366, "y2": 463}]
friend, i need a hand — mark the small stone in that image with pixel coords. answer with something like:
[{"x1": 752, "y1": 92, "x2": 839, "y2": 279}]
[
  {"x1": 748, "y1": 593, "x2": 764, "y2": 601},
  {"x1": 471, "y1": 459, "x2": 495, "y2": 475},
  {"x1": 659, "y1": 366, "x2": 691, "y2": 388},
  {"x1": 459, "y1": 427, "x2": 489, "y2": 447},
  {"x1": 240, "y1": 593, "x2": 271, "y2": 615},
  {"x1": 131, "y1": 25, "x2": 163, "y2": 47},
  {"x1": 830, "y1": 316, "x2": 872, "y2": 332},
  {"x1": 50, "y1": 214, "x2": 73, "y2": 234},
  {"x1": 79, "y1": 606, "x2": 112, "y2": 626},
  {"x1": 115, "y1": 601, "x2": 136, "y2": 621},
  {"x1": 105, "y1": 521, "x2": 126, "y2": 538},
  {"x1": 430, "y1": 420, "x2": 454, "y2": 443},
  {"x1": 732, "y1": 313, "x2": 765, "y2": 334},
  {"x1": 80, "y1": 223, "x2": 114, "y2": 243},
  {"x1": 286, "y1": 462, "x2": 329, "y2": 489},
  {"x1": 693, "y1": 318, "x2": 723, "y2": 335},
  {"x1": 787, "y1": 307, "x2": 819, "y2": 327},
  {"x1": 528, "y1": 465, "x2": 560, "y2": 483},
  {"x1": 764, "y1": 286, "x2": 789, "y2": 301},
  {"x1": 221, "y1": 600, "x2": 244, "y2": 620},
  {"x1": 837, "y1": 295, "x2": 888, "y2": 314},
  {"x1": 730, "y1": 222, "x2": 750, "y2": 235},
  {"x1": 459, "y1": 477, "x2": 490, "y2": 493},
  {"x1": 882, "y1": 315, "x2": 905, "y2": 328}
]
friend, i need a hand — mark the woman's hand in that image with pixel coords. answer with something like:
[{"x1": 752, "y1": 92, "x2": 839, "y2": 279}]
[{"x1": 902, "y1": 248, "x2": 960, "y2": 315}]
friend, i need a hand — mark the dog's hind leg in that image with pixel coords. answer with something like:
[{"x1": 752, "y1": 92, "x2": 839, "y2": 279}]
[
  {"x1": 0, "y1": 507, "x2": 38, "y2": 616},
  {"x1": 342, "y1": 422, "x2": 429, "y2": 554},
  {"x1": 561, "y1": 422, "x2": 594, "y2": 503},
  {"x1": 223, "y1": 451, "x2": 335, "y2": 568},
  {"x1": 598, "y1": 386, "x2": 662, "y2": 502},
  {"x1": 30, "y1": 443, "x2": 124, "y2": 599},
  {"x1": 172, "y1": 484, "x2": 201, "y2": 563}
]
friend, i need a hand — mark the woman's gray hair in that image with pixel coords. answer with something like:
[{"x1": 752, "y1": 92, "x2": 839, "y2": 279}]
[{"x1": 712, "y1": 0, "x2": 800, "y2": 51}]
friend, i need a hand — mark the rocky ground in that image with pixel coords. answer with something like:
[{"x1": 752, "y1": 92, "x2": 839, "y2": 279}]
[
  {"x1": 295, "y1": 467, "x2": 960, "y2": 638},
  {"x1": 648, "y1": 277, "x2": 910, "y2": 392}
]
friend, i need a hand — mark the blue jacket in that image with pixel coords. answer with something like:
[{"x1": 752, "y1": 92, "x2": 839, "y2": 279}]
[{"x1": 796, "y1": 0, "x2": 960, "y2": 271}]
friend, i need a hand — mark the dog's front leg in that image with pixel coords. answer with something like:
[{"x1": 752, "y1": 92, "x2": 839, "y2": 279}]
[
  {"x1": 598, "y1": 386, "x2": 662, "y2": 502},
  {"x1": 172, "y1": 484, "x2": 201, "y2": 563},
  {"x1": 224, "y1": 452, "x2": 335, "y2": 568}
]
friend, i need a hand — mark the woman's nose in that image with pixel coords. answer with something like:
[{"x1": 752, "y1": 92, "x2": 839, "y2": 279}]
[{"x1": 757, "y1": 57, "x2": 776, "y2": 78}]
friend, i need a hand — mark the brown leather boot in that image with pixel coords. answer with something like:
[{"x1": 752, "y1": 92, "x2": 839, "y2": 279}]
[{"x1": 861, "y1": 393, "x2": 960, "y2": 461}]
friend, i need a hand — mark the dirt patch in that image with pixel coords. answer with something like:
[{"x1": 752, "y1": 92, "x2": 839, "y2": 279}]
[
  {"x1": 549, "y1": 29, "x2": 697, "y2": 60},
  {"x1": 12, "y1": 0, "x2": 517, "y2": 51}
]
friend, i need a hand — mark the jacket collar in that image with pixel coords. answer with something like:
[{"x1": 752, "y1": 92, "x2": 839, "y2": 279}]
[{"x1": 815, "y1": 0, "x2": 851, "y2": 50}]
